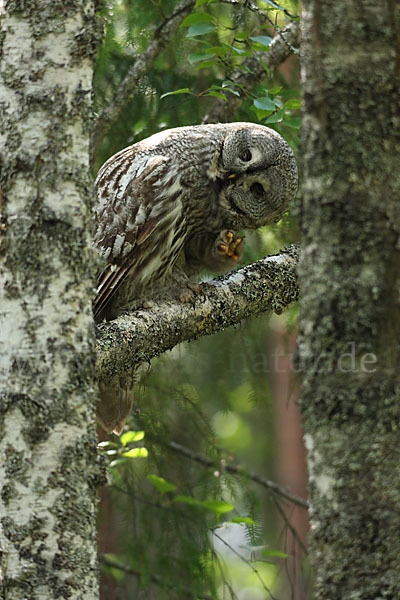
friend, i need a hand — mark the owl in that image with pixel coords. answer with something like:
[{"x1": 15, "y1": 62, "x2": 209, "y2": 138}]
[{"x1": 94, "y1": 122, "x2": 298, "y2": 433}]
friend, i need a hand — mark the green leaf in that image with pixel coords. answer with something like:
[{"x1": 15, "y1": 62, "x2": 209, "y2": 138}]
[
  {"x1": 206, "y1": 90, "x2": 228, "y2": 101},
  {"x1": 231, "y1": 516, "x2": 257, "y2": 525},
  {"x1": 228, "y1": 45, "x2": 251, "y2": 56},
  {"x1": 250, "y1": 35, "x2": 272, "y2": 48},
  {"x1": 195, "y1": 0, "x2": 219, "y2": 6},
  {"x1": 259, "y1": 57, "x2": 270, "y2": 77},
  {"x1": 264, "y1": 108, "x2": 285, "y2": 123},
  {"x1": 160, "y1": 88, "x2": 192, "y2": 99},
  {"x1": 260, "y1": 0, "x2": 287, "y2": 10},
  {"x1": 195, "y1": 60, "x2": 218, "y2": 70},
  {"x1": 273, "y1": 97, "x2": 283, "y2": 108},
  {"x1": 252, "y1": 108, "x2": 273, "y2": 121},
  {"x1": 262, "y1": 549, "x2": 289, "y2": 558},
  {"x1": 102, "y1": 554, "x2": 125, "y2": 582},
  {"x1": 97, "y1": 441, "x2": 118, "y2": 449},
  {"x1": 283, "y1": 116, "x2": 301, "y2": 129},
  {"x1": 215, "y1": 83, "x2": 240, "y2": 96},
  {"x1": 174, "y1": 496, "x2": 234, "y2": 515},
  {"x1": 187, "y1": 23, "x2": 216, "y2": 37},
  {"x1": 224, "y1": 88, "x2": 240, "y2": 96},
  {"x1": 284, "y1": 99, "x2": 301, "y2": 109},
  {"x1": 121, "y1": 447, "x2": 148, "y2": 458},
  {"x1": 147, "y1": 475, "x2": 177, "y2": 493},
  {"x1": 264, "y1": 113, "x2": 282, "y2": 124},
  {"x1": 269, "y1": 86, "x2": 282, "y2": 94},
  {"x1": 181, "y1": 12, "x2": 215, "y2": 27},
  {"x1": 174, "y1": 495, "x2": 202, "y2": 506},
  {"x1": 200, "y1": 500, "x2": 234, "y2": 514},
  {"x1": 254, "y1": 97, "x2": 276, "y2": 111},
  {"x1": 207, "y1": 46, "x2": 229, "y2": 58},
  {"x1": 120, "y1": 430, "x2": 145, "y2": 445},
  {"x1": 208, "y1": 84, "x2": 239, "y2": 96},
  {"x1": 188, "y1": 52, "x2": 215, "y2": 64},
  {"x1": 109, "y1": 458, "x2": 127, "y2": 468}
]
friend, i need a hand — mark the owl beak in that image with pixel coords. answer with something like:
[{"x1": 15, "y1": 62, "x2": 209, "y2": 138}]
[{"x1": 227, "y1": 173, "x2": 237, "y2": 179}]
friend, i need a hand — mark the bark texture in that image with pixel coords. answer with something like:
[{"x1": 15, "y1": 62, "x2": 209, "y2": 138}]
[
  {"x1": 96, "y1": 247, "x2": 299, "y2": 383},
  {"x1": 299, "y1": 2, "x2": 400, "y2": 598},
  {"x1": 0, "y1": 2, "x2": 102, "y2": 599}
]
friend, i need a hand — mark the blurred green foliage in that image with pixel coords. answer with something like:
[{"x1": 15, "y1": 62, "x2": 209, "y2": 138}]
[{"x1": 95, "y1": 1, "x2": 306, "y2": 598}]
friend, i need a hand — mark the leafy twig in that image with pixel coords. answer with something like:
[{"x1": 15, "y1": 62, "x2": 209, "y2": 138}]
[
  {"x1": 202, "y1": 20, "x2": 300, "y2": 124},
  {"x1": 224, "y1": 0, "x2": 300, "y2": 55},
  {"x1": 90, "y1": 0, "x2": 195, "y2": 161}
]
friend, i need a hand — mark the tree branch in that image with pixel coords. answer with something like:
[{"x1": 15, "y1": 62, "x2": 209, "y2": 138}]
[
  {"x1": 91, "y1": 3, "x2": 299, "y2": 159},
  {"x1": 202, "y1": 20, "x2": 300, "y2": 124},
  {"x1": 95, "y1": 246, "x2": 299, "y2": 382},
  {"x1": 99, "y1": 556, "x2": 214, "y2": 600},
  {"x1": 90, "y1": 0, "x2": 195, "y2": 161},
  {"x1": 167, "y1": 440, "x2": 308, "y2": 509},
  {"x1": 213, "y1": 531, "x2": 279, "y2": 600},
  {"x1": 227, "y1": 0, "x2": 300, "y2": 54}
]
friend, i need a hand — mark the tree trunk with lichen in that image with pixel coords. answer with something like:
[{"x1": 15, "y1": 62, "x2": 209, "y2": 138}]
[
  {"x1": 0, "y1": 2, "x2": 102, "y2": 599},
  {"x1": 299, "y1": 1, "x2": 400, "y2": 598}
]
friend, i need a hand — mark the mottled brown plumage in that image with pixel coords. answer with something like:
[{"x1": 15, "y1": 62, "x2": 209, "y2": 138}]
[{"x1": 94, "y1": 123, "x2": 298, "y2": 433}]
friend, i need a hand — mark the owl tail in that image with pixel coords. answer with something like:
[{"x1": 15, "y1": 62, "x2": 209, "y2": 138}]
[{"x1": 97, "y1": 376, "x2": 134, "y2": 435}]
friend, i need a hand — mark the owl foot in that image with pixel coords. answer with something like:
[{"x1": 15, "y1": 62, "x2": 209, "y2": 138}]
[
  {"x1": 179, "y1": 281, "x2": 203, "y2": 303},
  {"x1": 215, "y1": 230, "x2": 244, "y2": 262}
]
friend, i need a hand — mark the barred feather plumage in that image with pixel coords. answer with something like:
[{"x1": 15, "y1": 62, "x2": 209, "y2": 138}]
[{"x1": 94, "y1": 122, "x2": 298, "y2": 433}]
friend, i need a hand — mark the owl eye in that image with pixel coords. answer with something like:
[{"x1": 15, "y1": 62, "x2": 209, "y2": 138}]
[
  {"x1": 250, "y1": 182, "x2": 264, "y2": 198},
  {"x1": 240, "y1": 149, "x2": 252, "y2": 162}
]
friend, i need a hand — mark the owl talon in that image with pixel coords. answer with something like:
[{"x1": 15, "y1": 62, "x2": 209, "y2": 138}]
[
  {"x1": 215, "y1": 230, "x2": 244, "y2": 262},
  {"x1": 179, "y1": 282, "x2": 203, "y2": 303}
]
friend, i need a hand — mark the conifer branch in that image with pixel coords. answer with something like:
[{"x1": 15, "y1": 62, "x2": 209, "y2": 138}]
[
  {"x1": 167, "y1": 440, "x2": 308, "y2": 509},
  {"x1": 99, "y1": 556, "x2": 214, "y2": 600}
]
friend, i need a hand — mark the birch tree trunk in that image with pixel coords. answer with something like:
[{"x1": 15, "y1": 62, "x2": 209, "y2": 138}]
[
  {"x1": 299, "y1": 1, "x2": 400, "y2": 597},
  {"x1": 0, "y1": 2, "x2": 101, "y2": 598}
]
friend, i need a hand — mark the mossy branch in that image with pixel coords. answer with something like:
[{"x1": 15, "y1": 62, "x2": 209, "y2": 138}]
[{"x1": 95, "y1": 245, "x2": 299, "y2": 382}]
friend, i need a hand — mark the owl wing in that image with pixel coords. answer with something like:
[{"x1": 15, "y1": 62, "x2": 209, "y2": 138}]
[{"x1": 93, "y1": 153, "x2": 171, "y2": 320}]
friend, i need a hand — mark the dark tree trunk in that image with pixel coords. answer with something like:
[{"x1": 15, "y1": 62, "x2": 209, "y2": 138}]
[{"x1": 299, "y1": 1, "x2": 400, "y2": 598}]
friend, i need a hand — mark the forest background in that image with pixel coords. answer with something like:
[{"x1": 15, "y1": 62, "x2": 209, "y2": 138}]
[
  {"x1": 2, "y1": 1, "x2": 398, "y2": 599},
  {"x1": 94, "y1": 1, "x2": 306, "y2": 599}
]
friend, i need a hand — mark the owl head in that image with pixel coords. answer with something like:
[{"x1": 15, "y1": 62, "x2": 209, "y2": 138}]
[{"x1": 211, "y1": 123, "x2": 298, "y2": 229}]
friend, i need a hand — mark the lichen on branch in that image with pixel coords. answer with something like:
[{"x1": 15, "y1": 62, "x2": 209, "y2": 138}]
[{"x1": 95, "y1": 245, "x2": 299, "y2": 382}]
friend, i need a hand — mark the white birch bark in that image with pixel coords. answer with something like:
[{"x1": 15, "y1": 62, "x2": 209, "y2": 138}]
[{"x1": 0, "y1": 2, "x2": 101, "y2": 598}]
